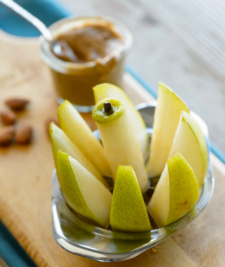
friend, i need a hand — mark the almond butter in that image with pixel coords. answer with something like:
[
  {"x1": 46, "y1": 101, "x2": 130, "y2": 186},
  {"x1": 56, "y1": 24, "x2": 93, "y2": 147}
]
[
  {"x1": 15, "y1": 125, "x2": 33, "y2": 145},
  {"x1": 0, "y1": 126, "x2": 15, "y2": 146},
  {"x1": 45, "y1": 118, "x2": 58, "y2": 137},
  {"x1": 5, "y1": 97, "x2": 30, "y2": 111},
  {"x1": 0, "y1": 109, "x2": 17, "y2": 125}
]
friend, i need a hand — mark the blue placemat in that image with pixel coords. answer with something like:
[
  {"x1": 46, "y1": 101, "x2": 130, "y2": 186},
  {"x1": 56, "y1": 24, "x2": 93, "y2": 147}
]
[
  {"x1": 0, "y1": 0, "x2": 70, "y2": 37},
  {"x1": 0, "y1": 222, "x2": 37, "y2": 267},
  {"x1": 0, "y1": 0, "x2": 224, "y2": 266}
]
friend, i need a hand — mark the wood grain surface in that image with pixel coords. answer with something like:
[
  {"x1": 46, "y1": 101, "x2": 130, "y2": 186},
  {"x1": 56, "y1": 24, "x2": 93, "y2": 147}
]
[{"x1": 0, "y1": 31, "x2": 225, "y2": 267}]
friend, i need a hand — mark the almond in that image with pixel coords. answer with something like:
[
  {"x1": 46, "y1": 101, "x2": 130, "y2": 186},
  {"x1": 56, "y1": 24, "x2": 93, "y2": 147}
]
[
  {"x1": 5, "y1": 97, "x2": 30, "y2": 111},
  {"x1": 15, "y1": 125, "x2": 33, "y2": 145},
  {"x1": 0, "y1": 109, "x2": 17, "y2": 125},
  {"x1": 0, "y1": 126, "x2": 15, "y2": 146}
]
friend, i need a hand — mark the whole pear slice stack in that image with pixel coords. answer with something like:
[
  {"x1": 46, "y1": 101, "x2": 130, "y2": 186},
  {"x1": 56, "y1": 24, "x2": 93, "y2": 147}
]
[
  {"x1": 58, "y1": 100, "x2": 111, "y2": 177},
  {"x1": 147, "y1": 83, "x2": 189, "y2": 178},
  {"x1": 93, "y1": 83, "x2": 148, "y2": 158},
  {"x1": 57, "y1": 150, "x2": 112, "y2": 228},
  {"x1": 92, "y1": 98, "x2": 148, "y2": 193},
  {"x1": 148, "y1": 153, "x2": 199, "y2": 227},
  {"x1": 110, "y1": 166, "x2": 151, "y2": 232},
  {"x1": 169, "y1": 112, "x2": 208, "y2": 187}
]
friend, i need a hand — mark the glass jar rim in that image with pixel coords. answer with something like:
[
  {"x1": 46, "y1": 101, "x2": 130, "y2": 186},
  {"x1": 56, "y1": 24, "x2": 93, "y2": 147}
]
[{"x1": 40, "y1": 15, "x2": 133, "y2": 74}]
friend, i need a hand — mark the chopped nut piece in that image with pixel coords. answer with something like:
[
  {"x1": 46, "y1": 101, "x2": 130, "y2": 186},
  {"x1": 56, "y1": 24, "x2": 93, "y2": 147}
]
[
  {"x1": 5, "y1": 97, "x2": 30, "y2": 111},
  {"x1": 0, "y1": 126, "x2": 15, "y2": 146}
]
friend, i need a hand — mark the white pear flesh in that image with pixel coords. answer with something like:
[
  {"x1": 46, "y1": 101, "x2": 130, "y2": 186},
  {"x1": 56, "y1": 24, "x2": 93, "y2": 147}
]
[
  {"x1": 169, "y1": 112, "x2": 208, "y2": 187},
  {"x1": 147, "y1": 83, "x2": 189, "y2": 177},
  {"x1": 148, "y1": 153, "x2": 199, "y2": 227},
  {"x1": 49, "y1": 123, "x2": 106, "y2": 186},
  {"x1": 110, "y1": 166, "x2": 151, "y2": 232},
  {"x1": 92, "y1": 98, "x2": 148, "y2": 193},
  {"x1": 57, "y1": 150, "x2": 112, "y2": 228},
  {"x1": 58, "y1": 100, "x2": 111, "y2": 177},
  {"x1": 93, "y1": 83, "x2": 148, "y2": 158}
]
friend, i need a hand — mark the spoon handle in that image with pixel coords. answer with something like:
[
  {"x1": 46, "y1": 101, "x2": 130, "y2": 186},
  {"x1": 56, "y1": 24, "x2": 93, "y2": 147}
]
[{"x1": 0, "y1": 0, "x2": 52, "y2": 41}]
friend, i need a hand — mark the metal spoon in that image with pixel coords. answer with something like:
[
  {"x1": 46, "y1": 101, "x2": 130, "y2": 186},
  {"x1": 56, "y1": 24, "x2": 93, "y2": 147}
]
[{"x1": 0, "y1": 0, "x2": 78, "y2": 62}]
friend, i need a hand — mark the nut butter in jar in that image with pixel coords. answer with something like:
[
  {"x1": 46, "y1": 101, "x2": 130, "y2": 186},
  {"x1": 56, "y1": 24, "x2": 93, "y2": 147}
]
[{"x1": 40, "y1": 16, "x2": 132, "y2": 112}]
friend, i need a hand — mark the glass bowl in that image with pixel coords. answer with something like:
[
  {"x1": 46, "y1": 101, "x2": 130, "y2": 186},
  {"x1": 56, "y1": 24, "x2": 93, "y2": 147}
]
[{"x1": 51, "y1": 103, "x2": 214, "y2": 262}]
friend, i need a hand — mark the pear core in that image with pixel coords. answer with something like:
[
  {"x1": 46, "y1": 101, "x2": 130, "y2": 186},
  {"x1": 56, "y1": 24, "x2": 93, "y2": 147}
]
[
  {"x1": 92, "y1": 98, "x2": 126, "y2": 124},
  {"x1": 93, "y1": 83, "x2": 148, "y2": 157}
]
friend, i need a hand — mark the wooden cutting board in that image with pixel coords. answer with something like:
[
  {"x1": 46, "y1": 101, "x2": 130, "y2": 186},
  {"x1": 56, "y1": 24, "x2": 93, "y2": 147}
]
[{"x1": 0, "y1": 31, "x2": 225, "y2": 267}]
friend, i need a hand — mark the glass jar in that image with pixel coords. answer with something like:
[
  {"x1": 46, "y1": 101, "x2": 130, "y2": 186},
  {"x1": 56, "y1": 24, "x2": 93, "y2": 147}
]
[{"x1": 40, "y1": 16, "x2": 132, "y2": 112}]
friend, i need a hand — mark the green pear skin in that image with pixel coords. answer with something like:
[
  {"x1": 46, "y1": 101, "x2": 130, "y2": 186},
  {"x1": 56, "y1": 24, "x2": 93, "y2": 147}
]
[
  {"x1": 57, "y1": 150, "x2": 112, "y2": 228},
  {"x1": 110, "y1": 166, "x2": 151, "y2": 232},
  {"x1": 148, "y1": 153, "x2": 199, "y2": 227},
  {"x1": 169, "y1": 111, "x2": 208, "y2": 187},
  {"x1": 49, "y1": 122, "x2": 106, "y2": 186}
]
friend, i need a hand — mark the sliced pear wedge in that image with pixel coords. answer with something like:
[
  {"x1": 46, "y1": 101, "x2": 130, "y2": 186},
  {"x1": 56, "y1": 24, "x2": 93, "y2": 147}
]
[
  {"x1": 169, "y1": 112, "x2": 208, "y2": 187},
  {"x1": 58, "y1": 100, "x2": 111, "y2": 177},
  {"x1": 148, "y1": 153, "x2": 199, "y2": 227},
  {"x1": 92, "y1": 98, "x2": 148, "y2": 193},
  {"x1": 57, "y1": 150, "x2": 112, "y2": 228},
  {"x1": 147, "y1": 83, "x2": 190, "y2": 177},
  {"x1": 49, "y1": 123, "x2": 106, "y2": 186},
  {"x1": 110, "y1": 166, "x2": 151, "y2": 232},
  {"x1": 93, "y1": 83, "x2": 148, "y2": 157}
]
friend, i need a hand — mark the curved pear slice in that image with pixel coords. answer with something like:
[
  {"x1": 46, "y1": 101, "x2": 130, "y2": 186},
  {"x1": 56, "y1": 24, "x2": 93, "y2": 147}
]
[
  {"x1": 110, "y1": 166, "x2": 151, "y2": 232},
  {"x1": 93, "y1": 83, "x2": 148, "y2": 157},
  {"x1": 147, "y1": 83, "x2": 189, "y2": 177},
  {"x1": 169, "y1": 112, "x2": 208, "y2": 187},
  {"x1": 49, "y1": 123, "x2": 106, "y2": 186},
  {"x1": 58, "y1": 100, "x2": 111, "y2": 177},
  {"x1": 148, "y1": 153, "x2": 199, "y2": 227},
  {"x1": 92, "y1": 98, "x2": 148, "y2": 192},
  {"x1": 57, "y1": 150, "x2": 112, "y2": 228}
]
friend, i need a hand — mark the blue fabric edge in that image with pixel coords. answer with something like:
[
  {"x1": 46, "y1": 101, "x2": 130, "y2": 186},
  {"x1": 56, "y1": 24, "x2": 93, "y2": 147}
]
[
  {"x1": 210, "y1": 143, "x2": 225, "y2": 164},
  {"x1": 0, "y1": 222, "x2": 37, "y2": 267}
]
